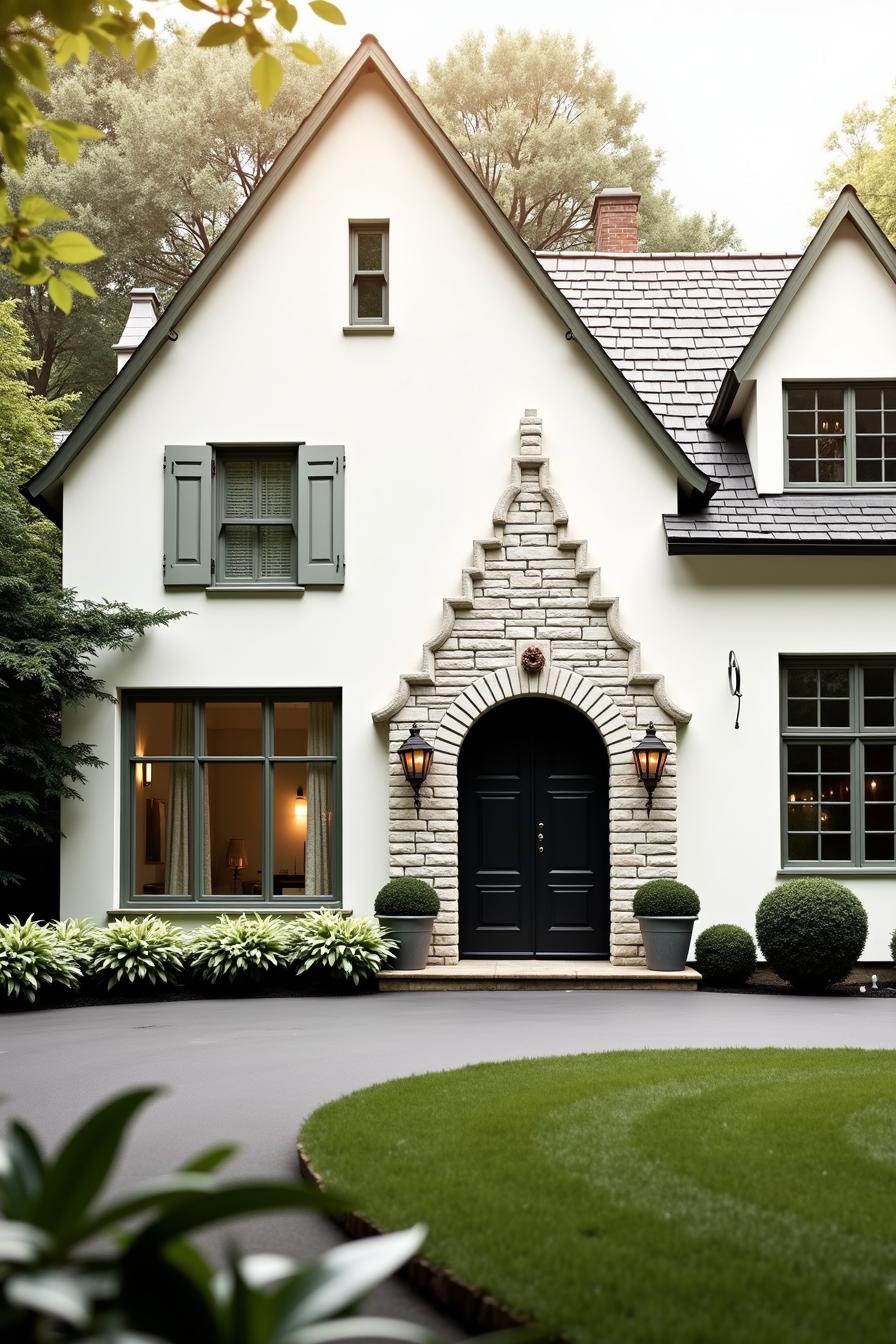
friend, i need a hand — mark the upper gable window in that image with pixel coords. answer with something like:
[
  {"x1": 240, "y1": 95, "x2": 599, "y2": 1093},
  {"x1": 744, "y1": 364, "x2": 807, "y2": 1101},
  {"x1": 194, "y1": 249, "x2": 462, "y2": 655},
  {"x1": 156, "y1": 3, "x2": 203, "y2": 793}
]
[
  {"x1": 785, "y1": 383, "x2": 896, "y2": 488},
  {"x1": 349, "y1": 222, "x2": 388, "y2": 326}
]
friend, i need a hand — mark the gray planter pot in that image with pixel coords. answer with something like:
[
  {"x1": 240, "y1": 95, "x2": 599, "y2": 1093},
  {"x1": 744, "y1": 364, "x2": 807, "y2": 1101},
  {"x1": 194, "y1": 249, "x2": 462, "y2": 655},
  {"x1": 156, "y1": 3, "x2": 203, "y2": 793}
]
[
  {"x1": 638, "y1": 915, "x2": 697, "y2": 972},
  {"x1": 378, "y1": 914, "x2": 436, "y2": 970}
]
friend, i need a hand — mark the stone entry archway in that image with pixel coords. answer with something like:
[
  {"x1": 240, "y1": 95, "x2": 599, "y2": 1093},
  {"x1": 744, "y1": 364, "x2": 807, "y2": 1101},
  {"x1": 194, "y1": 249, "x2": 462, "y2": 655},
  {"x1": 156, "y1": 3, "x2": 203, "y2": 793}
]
[{"x1": 373, "y1": 411, "x2": 690, "y2": 966}]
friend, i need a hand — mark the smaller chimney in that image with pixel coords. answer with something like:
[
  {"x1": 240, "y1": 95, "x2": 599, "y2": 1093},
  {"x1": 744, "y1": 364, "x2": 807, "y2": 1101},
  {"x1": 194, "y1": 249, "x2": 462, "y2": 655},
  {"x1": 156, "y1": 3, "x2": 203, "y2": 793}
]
[
  {"x1": 591, "y1": 187, "x2": 640, "y2": 253},
  {"x1": 113, "y1": 287, "x2": 161, "y2": 372}
]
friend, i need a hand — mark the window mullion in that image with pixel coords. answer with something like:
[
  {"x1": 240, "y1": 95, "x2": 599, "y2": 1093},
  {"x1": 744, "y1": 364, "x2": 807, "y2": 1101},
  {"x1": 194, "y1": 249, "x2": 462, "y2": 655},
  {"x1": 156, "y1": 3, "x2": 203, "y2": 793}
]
[
  {"x1": 193, "y1": 698, "x2": 203, "y2": 901},
  {"x1": 263, "y1": 698, "x2": 273, "y2": 902}
]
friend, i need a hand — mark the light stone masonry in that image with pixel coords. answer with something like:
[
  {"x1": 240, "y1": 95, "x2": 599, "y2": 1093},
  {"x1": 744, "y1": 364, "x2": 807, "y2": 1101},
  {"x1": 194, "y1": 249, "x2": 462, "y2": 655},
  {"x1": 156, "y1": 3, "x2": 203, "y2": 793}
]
[{"x1": 374, "y1": 412, "x2": 690, "y2": 966}]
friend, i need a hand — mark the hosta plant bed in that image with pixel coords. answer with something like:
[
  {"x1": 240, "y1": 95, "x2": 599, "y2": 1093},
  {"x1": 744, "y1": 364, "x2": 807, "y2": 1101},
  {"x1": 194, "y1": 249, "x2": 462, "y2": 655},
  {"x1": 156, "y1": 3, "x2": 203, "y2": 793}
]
[{"x1": 301, "y1": 1049, "x2": 896, "y2": 1344}]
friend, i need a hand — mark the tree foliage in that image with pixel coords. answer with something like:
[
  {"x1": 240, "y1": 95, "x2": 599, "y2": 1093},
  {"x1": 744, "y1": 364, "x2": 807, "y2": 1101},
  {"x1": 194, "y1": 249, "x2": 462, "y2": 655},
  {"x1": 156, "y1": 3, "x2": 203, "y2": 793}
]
[
  {"x1": 814, "y1": 99, "x2": 896, "y2": 238},
  {"x1": 0, "y1": 299, "x2": 179, "y2": 890},
  {"x1": 416, "y1": 30, "x2": 740, "y2": 252},
  {"x1": 0, "y1": 0, "x2": 346, "y2": 297},
  {"x1": 4, "y1": 32, "x2": 342, "y2": 406}
]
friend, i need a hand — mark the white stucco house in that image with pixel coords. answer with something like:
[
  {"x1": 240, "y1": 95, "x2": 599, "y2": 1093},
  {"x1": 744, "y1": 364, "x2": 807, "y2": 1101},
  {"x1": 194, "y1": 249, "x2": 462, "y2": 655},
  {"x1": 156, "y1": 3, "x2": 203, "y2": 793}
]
[{"x1": 25, "y1": 37, "x2": 896, "y2": 964}]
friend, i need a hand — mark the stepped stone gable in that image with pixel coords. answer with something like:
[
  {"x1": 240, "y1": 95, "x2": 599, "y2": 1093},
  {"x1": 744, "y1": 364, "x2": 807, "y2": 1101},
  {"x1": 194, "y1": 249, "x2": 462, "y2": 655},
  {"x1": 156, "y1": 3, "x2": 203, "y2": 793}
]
[{"x1": 373, "y1": 411, "x2": 690, "y2": 966}]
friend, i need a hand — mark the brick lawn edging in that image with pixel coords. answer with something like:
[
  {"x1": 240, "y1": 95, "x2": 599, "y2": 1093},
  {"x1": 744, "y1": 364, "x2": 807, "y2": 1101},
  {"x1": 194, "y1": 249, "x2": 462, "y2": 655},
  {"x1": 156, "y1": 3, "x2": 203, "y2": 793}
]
[{"x1": 372, "y1": 410, "x2": 690, "y2": 966}]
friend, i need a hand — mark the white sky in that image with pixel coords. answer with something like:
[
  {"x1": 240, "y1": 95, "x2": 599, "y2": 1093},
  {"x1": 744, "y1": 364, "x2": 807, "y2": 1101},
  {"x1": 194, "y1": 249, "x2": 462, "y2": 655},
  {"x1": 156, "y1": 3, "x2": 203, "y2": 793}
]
[{"x1": 316, "y1": 0, "x2": 896, "y2": 251}]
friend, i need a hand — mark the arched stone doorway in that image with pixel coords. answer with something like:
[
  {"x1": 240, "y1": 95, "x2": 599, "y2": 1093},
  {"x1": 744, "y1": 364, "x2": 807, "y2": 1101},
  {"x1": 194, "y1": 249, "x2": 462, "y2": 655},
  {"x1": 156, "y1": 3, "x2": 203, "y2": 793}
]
[{"x1": 458, "y1": 697, "x2": 609, "y2": 958}]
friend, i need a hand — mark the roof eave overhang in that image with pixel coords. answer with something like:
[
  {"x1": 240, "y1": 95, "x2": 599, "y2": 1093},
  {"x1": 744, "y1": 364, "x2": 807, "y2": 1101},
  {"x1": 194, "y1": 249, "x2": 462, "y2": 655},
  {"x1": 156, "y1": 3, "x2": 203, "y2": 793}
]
[
  {"x1": 25, "y1": 38, "x2": 716, "y2": 519},
  {"x1": 707, "y1": 186, "x2": 896, "y2": 432}
]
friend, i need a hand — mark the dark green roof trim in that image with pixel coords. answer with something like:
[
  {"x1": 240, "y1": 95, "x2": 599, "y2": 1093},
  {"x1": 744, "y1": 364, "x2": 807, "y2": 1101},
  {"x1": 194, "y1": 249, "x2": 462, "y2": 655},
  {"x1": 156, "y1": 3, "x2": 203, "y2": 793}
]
[
  {"x1": 708, "y1": 186, "x2": 896, "y2": 430},
  {"x1": 23, "y1": 37, "x2": 715, "y2": 520}
]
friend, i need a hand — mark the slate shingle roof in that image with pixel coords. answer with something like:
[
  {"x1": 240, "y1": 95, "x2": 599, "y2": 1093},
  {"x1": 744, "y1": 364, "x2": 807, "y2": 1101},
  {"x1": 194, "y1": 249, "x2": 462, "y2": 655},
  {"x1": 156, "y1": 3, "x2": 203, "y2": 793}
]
[{"x1": 538, "y1": 249, "x2": 896, "y2": 551}]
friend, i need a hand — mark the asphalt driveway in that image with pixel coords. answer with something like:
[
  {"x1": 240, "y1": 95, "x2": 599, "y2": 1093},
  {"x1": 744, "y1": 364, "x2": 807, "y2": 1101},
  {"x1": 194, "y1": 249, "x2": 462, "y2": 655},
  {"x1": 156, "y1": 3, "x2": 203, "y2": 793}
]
[{"x1": 2, "y1": 989, "x2": 893, "y2": 1336}]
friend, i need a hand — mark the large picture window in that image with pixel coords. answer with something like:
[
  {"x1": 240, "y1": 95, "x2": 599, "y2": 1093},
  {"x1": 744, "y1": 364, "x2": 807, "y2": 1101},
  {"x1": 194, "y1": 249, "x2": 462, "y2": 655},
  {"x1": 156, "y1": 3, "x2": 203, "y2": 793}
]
[
  {"x1": 785, "y1": 383, "x2": 896, "y2": 487},
  {"x1": 781, "y1": 660, "x2": 895, "y2": 867},
  {"x1": 124, "y1": 693, "x2": 340, "y2": 904}
]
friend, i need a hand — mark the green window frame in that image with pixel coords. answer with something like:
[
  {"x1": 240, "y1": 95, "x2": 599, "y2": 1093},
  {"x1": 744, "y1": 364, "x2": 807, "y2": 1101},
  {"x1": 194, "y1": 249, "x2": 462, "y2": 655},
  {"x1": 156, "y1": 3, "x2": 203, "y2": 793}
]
[
  {"x1": 216, "y1": 450, "x2": 298, "y2": 587},
  {"x1": 780, "y1": 658, "x2": 896, "y2": 869},
  {"x1": 784, "y1": 382, "x2": 896, "y2": 488},
  {"x1": 122, "y1": 691, "x2": 341, "y2": 906},
  {"x1": 349, "y1": 222, "x2": 388, "y2": 326}
]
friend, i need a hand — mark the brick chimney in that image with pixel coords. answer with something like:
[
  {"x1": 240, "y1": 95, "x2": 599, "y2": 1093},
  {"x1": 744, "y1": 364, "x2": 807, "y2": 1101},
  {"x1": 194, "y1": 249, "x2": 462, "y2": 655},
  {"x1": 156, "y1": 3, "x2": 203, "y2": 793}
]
[
  {"x1": 591, "y1": 187, "x2": 641, "y2": 252},
  {"x1": 113, "y1": 287, "x2": 161, "y2": 372}
]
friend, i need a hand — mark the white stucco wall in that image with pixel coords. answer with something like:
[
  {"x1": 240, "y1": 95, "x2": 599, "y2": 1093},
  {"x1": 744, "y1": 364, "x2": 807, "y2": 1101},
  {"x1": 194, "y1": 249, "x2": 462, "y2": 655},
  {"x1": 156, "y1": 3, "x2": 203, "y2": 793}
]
[
  {"x1": 742, "y1": 218, "x2": 896, "y2": 492},
  {"x1": 59, "y1": 70, "x2": 896, "y2": 958}
]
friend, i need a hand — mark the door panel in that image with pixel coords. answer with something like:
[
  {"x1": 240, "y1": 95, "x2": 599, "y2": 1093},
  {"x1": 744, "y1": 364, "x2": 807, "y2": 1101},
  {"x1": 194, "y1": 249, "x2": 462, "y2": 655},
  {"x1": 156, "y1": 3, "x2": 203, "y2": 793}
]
[{"x1": 459, "y1": 697, "x2": 609, "y2": 958}]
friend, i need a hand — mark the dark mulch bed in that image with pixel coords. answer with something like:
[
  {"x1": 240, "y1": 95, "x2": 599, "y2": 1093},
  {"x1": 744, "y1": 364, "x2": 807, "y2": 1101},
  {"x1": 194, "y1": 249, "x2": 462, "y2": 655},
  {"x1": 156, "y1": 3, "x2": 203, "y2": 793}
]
[
  {"x1": 698, "y1": 964, "x2": 896, "y2": 997},
  {"x1": 1, "y1": 975, "x2": 380, "y2": 1014}
]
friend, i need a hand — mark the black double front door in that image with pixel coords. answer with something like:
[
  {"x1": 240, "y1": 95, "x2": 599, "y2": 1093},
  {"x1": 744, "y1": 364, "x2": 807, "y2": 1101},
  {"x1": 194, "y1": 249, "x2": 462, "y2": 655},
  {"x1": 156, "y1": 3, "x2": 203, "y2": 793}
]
[{"x1": 458, "y1": 697, "x2": 609, "y2": 958}]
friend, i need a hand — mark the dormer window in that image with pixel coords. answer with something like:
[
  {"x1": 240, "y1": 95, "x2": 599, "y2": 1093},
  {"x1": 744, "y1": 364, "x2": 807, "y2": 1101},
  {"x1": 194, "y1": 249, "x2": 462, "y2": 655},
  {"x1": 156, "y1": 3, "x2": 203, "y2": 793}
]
[{"x1": 785, "y1": 383, "x2": 896, "y2": 488}]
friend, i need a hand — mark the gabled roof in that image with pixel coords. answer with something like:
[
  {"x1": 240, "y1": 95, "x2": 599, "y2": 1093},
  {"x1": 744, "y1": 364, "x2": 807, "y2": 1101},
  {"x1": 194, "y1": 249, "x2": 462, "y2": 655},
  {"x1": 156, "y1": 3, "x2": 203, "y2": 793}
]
[
  {"x1": 707, "y1": 186, "x2": 896, "y2": 430},
  {"x1": 23, "y1": 36, "x2": 715, "y2": 523}
]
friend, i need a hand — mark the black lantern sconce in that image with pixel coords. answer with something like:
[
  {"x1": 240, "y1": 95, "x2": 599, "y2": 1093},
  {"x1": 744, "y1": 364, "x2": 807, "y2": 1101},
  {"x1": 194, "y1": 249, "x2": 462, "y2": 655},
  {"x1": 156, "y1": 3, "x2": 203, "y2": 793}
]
[
  {"x1": 728, "y1": 650, "x2": 742, "y2": 730},
  {"x1": 397, "y1": 723, "x2": 434, "y2": 816},
  {"x1": 632, "y1": 722, "x2": 670, "y2": 816}
]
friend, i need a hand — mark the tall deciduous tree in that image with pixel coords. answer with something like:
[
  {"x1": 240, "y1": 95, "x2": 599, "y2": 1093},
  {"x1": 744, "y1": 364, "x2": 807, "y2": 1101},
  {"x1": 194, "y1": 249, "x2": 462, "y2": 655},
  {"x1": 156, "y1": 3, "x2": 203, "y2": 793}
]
[
  {"x1": 416, "y1": 30, "x2": 740, "y2": 252},
  {"x1": 0, "y1": 299, "x2": 179, "y2": 904},
  {"x1": 813, "y1": 100, "x2": 896, "y2": 238},
  {"x1": 4, "y1": 33, "x2": 343, "y2": 406}
]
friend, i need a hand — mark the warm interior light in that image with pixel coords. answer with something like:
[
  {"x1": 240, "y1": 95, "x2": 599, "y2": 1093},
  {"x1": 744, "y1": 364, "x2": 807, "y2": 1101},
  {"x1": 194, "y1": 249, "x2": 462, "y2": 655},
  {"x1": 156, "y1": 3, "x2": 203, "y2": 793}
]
[{"x1": 294, "y1": 786, "x2": 307, "y2": 825}]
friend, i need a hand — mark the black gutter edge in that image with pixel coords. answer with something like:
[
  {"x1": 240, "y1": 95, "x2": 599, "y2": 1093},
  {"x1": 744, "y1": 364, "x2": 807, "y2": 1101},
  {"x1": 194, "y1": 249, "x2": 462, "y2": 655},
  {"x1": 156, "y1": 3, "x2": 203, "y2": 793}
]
[
  {"x1": 667, "y1": 537, "x2": 896, "y2": 556},
  {"x1": 19, "y1": 478, "x2": 61, "y2": 524}
]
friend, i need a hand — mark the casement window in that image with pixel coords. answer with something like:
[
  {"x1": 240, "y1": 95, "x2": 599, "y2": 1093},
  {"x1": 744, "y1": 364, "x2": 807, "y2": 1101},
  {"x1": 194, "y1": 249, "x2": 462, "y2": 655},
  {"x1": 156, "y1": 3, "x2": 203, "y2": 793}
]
[
  {"x1": 785, "y1": 383, "x2": 896, "y2": 487},
  {"x1": 781, "y1": 659, "x2": 896, "y2": 867},
  {"x1": 124, "y1": 693, "x2": 340, "y2": 904},
  {"x1": 163, "y1": 444, "x2": 344, "y2": 588},
  {"x1": 349, "y1": 222, "x2": 388, "y2": 326}
]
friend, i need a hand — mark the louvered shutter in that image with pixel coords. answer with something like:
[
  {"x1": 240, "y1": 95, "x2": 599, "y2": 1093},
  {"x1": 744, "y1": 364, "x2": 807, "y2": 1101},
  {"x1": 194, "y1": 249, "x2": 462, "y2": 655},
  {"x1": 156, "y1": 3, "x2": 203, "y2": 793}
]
[
  {"x1": 163, "y1": 445, "x2": 212, "y2": 586},
  {"x1": 298, "y1": 446, "x2": 344, "y2": 586}
]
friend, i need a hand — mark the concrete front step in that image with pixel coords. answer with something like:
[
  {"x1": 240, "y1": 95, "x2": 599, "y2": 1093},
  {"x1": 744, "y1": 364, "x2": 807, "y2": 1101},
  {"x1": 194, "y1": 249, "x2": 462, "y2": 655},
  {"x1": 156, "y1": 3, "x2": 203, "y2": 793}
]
[{"x1": 378, "y1": 959, "x2": 701, "y2": 992}]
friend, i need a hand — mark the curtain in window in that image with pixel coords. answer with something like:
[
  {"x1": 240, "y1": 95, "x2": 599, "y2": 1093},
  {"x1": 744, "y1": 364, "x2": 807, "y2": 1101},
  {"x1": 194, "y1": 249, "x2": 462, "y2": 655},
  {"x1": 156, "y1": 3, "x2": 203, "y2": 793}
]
[
  {"x1": 164, "y1": 704, "x2": 211, "y2": 894},
  {"x1": 306, "y1": 702, "x2": 333, "y2": 896}
]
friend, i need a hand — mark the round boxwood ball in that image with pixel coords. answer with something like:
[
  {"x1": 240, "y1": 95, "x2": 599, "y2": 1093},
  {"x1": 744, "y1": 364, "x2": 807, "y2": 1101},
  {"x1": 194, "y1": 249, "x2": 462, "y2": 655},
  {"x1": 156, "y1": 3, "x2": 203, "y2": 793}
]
[
  {"x1": 756, "y1": 879, "x2": 867, "y2": 992},
  {"x1": 632, "y1": 879, "x2": 700, "y2": 918},
  {"x1": 694, "y1": 923, "x2": 756, "y2": 987},
  {"x1": 375, "y1": 877, "x2": 440, "y2": 917}
]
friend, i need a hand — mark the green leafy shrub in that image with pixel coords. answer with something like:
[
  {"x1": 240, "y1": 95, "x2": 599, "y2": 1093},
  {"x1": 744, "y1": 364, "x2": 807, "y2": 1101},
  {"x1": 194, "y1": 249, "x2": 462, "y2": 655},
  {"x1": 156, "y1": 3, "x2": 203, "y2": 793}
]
[
  {"x1": 694, "y1": 923, "x2": 757, "y2": 986},
  {"x1": 189, "y1": 913, "x2": 290, "y2": 986},
  {"x1": 375, "y1": 877, "x2": 440, "y2": 917},
  {"x1": 52, "y1": 917, "x2": 99, "y2": 967},
  {"x1": 756, "y1": 879, "x2": 867, "y2": 991},
  {"x1": 633, "y1": 879, "x2": 700, "y2": 918},
  {"x1": 0, "y1": 1087, "x2": 427, "y2": 1343},
  {"x1": 290, "y1": 909, "x2": 396, "y2": 987},
  {"x1": 891, "y1": 928, "x2": 896, "y2": 965},
  {"x1": 0, "y1": 917, "x2": 81, "y2": 1005},
  {"x1": 91, "y1": 916, "x2": 185, "y2": 991}
]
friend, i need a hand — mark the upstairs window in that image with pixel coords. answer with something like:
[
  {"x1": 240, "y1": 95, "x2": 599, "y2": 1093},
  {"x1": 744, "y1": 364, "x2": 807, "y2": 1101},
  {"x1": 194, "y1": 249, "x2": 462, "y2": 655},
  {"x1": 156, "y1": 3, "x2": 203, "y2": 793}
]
[
  {"x1": 785, "y1": 383, "x2": 896, "y2": 487},
  {"x1": 217, "y1": 452, "x2": 296, "y2": 585},
  {"x1": 163, "y1": 444, "x2": 344, "y2": 589},
  {"x1": 349, "y1": 222, "x2": 388, "y2": 326}
]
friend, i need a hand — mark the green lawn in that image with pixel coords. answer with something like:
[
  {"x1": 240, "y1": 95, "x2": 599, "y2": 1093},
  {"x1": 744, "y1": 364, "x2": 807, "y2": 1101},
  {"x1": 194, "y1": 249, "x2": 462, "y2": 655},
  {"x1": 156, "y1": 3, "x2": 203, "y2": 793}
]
[{"x1": 301, "y1": 1050, "x2": 896, "y2": 1343}]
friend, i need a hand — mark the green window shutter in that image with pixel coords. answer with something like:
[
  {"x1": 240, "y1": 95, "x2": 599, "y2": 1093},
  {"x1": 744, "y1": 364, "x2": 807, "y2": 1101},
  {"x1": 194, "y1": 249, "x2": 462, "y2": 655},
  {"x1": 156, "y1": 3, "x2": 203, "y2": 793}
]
[
  {"x1": 164, "y1": 445, "x2": 212, "y2": 586},
  {"x1": 298, "y1": 446, "x2": 344, "y2": 585}
]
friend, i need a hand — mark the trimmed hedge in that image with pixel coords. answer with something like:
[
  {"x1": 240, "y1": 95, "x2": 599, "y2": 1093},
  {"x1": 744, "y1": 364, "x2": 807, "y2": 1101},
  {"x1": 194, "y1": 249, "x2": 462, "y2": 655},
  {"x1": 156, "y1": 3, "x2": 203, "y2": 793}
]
[
  {"x1": 694, "y1": 923, "x2": 756, "y2": 987},
  {"x1": 375, "y1": 877, "x2": 440, "y2": 917},
  {"x1": 632, "y1": 879, "x2": 700, "y2": 918},
  {"x1": 756, "y1": 879, "x2": 867, "y2": 991}
]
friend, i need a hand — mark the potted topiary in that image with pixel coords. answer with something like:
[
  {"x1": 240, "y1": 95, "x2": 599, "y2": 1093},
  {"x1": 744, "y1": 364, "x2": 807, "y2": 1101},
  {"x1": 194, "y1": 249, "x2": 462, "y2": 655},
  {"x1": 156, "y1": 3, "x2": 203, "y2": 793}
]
[
  {"x1": 374, "y1": 878, "x2": 440, "y2": 970},
  {"x1": 632, "y1": 879, "x2": 700, "y2": 972}
]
